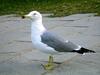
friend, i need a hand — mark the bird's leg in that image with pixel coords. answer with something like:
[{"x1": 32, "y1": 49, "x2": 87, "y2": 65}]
[
  {"x1": 48, "y1": 55, "x2": 53, "y2": 64},
  {"x1": 43, "y1": 55, "x2": 55, "y2": 70}
]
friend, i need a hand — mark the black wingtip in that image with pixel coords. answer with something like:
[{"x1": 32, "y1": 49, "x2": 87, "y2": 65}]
[
  {"x1": 78, "y1": 47, "x2": 96, "y2": 54},
  {"x1": 72, "y1": 47, "x2": 96, "y2": 54}
]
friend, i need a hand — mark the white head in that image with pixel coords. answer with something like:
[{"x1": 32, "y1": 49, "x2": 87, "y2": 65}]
[{"x1": 22, "y1": 11, "x2": 42, "y2": 21}]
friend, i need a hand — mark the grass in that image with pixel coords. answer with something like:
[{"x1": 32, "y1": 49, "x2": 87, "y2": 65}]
[{"x1": 0, "y1": 0, "x2": 100, "y2": 17}]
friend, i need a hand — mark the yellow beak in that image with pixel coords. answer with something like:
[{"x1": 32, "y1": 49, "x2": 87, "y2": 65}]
[{"x1": 22, "y1": 15, "x2": 31, "y2": 19}]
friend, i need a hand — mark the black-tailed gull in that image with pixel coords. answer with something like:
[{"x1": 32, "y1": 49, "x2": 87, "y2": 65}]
[{"x1": 22, "y1": 11, "x2": 95, "y2": 70}]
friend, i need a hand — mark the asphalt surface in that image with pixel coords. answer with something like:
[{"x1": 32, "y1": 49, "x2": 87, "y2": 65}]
[{"x1": 0, "y1": 14, "x2": 100, "y2": 75}]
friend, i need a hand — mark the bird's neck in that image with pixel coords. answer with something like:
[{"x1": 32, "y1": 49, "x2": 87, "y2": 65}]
[{"x1": 31, "y1": 20, "x2": 46, "y2": 35}]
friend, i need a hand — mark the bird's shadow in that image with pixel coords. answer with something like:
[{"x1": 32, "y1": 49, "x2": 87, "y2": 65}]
[{"x1": 31, "y1": 59, "x2": 62, "y2": 75}]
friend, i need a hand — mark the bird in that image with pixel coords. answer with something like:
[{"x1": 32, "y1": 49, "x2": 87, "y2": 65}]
[{"x1": 22, "y1": 11, "x2": 95, "y2": 70}]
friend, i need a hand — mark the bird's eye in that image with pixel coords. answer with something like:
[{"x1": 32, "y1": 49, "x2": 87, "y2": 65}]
[{"x1": 33, "y1": 13, "x2": 36, "y2": 15}]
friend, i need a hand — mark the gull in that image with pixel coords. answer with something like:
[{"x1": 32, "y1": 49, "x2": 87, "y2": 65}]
[{"x1": 22, "y1": 11, "x2": 95, "y2": 70}]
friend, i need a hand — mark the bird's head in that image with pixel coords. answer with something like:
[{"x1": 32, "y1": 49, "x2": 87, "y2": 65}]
[{"x1": 22, "y1": 11, "x2": 42, "y2": 21}]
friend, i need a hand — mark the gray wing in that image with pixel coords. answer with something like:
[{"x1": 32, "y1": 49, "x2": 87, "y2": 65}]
[{"x1": 41, "y1": 31, "x2": 79, "y2": 52}]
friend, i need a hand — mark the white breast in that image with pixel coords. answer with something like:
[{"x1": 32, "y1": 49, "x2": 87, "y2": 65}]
[{"x1": 31, "y1": 22, "x2": 58, "y2": 54}]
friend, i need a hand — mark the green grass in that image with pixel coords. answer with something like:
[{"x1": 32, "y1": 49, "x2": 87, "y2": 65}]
[{"x1": 0, "y1": 0, "x2": 100, "y2": 16}]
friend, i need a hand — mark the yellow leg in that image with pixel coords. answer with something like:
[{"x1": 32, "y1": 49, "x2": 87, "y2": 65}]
[
  {"x1": 48, "y1": 56, "x2": 53, "y2": 63},
  {"x1": 43, "y1": 55, "x2": 55, "y2": 70}
]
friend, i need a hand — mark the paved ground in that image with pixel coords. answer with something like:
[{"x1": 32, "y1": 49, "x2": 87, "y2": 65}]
[{"x1": 0, "y1": 14, "x2": 100, "y2": 75}]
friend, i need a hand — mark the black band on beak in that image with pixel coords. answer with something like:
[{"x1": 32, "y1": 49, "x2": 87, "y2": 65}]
[{"x1": 22, "y1": 16, "x2": 25, "y2": 19}]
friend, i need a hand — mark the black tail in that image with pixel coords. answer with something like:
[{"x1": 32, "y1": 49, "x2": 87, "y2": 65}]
[{"x1": 72, "y1": 47, "x2": 96, "y2": 54}]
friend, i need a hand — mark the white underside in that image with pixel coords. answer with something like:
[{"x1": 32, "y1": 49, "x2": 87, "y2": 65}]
[
  {"x1": 32, "y1": 36, "x2": 81, "y2": 54},
  {"x1": 31, "y1": 21, "x2": 58, "y2": 54},
  {"x1": 31, "y1": 20, "x2": 81, "y2": 55}
]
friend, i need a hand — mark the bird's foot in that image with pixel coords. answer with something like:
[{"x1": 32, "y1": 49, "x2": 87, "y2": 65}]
[
  {"x1": 42, "y1": 63, "x2": 55, "y2": 70},
  {"x1": 42, "y1": 55, "x2": 55, "y2": 70}
]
